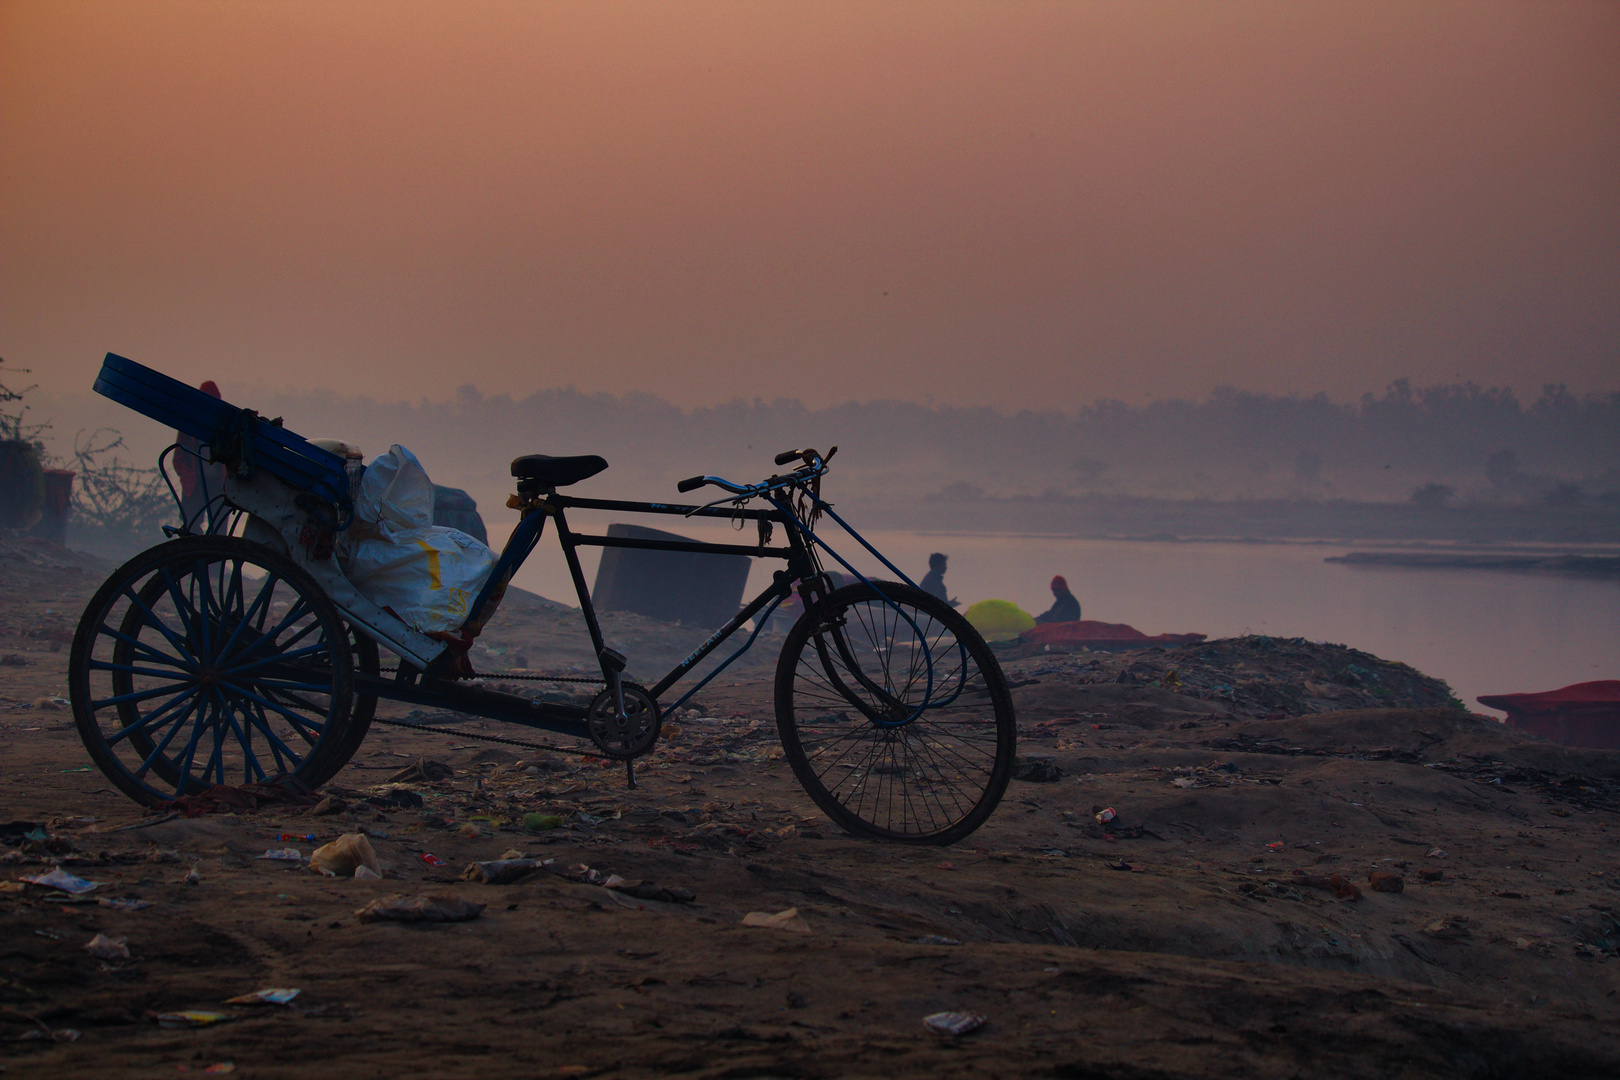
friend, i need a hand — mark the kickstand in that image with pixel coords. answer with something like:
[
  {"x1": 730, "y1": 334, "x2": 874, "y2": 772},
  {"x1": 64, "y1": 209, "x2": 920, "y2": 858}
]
[{"x1": 625, "y1": 758, "x2": 637, "y2": 790}]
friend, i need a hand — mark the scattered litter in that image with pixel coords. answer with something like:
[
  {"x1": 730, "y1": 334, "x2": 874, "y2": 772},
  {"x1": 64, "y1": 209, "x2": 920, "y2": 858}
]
[
  {"x1": 184, "y1": 866, "x2": 201, "y2": 886},
  {"x1": 98, "y1": 897, "x2": 152, "y2": 911},
  {"x1": 1369, "y1": 870, "x2": 1404, "y2": 893},
  {"x1": 366, "y1": 788, "x2": 425, "y2": 810},
  {"x1": 355, "y1": 893, "x2": 484, "y2": 923},
  {"x1": 741, "y1": 907, "x2": 810, "y2": 933},
  {"x1": 1292, "y1": 871, "x2": 1362, "y2": 901},
  {"x1": 153, "y1": 1010, "x2": 234, "y2": 1029},
  {"x1": 387, "y1": 757, "x2": 454, "y2": 784},
  {"x1": 937, "y1": 861, "x2": 957, "y2": 871},
  {"x1": 1423, "y1": 917, "x2": 1472, "y2": 942},
  {"x1": 1094, "y1": 807, "x2": 1117, "y2": 824},
  {"x1": 308, "y1": 833, "x2": 381, "y2": 878},
  {"x1": 418, "y1": 853, "x2": 449, "y2": 868},
  {"x1": 522, "y1": 812, "x2": 565, "y2": 832},
  {"x1": 224, "y1": 988, "x2": 300, "y2": 1006},
  {"x1": 310, "y1": 795, "x2": 349, "y2": 816},
  {"x1": 606, "y1": 879, "x2": 695, "y2": 904},
  {"x1": 255, "y1": 848, "x2": 302, "y2": 862},
  {"x1": 1426, "y1": 847, "x2": 1445, "y2": 858},
  {"x1": 1013, "y1": 759, "x2": 1064, "y2": 782},
  {"x1": 462, "y1": 858, "x2": 541, "y2": 885},
  {"x1": 354, "y1": 864, "x2": 383, "y2": 880},
  {"x1": 84, "y1": 934, "x2": 130, "y2": 960},
  {"x1": 916, "y1": 935, "x2": 962, "y2": 946},
  {"x1": 923, "y1": 1011, "x2": 986, "y2": 1036},
  {"x1": 278, "y1": 833, "x2": 315, "y2": 843},
  {"x1": 21, "y1": 868, "x2": 99, "y2": 893},
  {"x1": 167, "y1": 775, "x2": 318, "y2": 817}
]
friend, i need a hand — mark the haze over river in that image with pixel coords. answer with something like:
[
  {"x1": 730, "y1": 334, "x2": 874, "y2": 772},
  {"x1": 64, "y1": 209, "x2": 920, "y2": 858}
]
[{"x1": 498, "y1": 518, "x2": 1620, "y2": 721}]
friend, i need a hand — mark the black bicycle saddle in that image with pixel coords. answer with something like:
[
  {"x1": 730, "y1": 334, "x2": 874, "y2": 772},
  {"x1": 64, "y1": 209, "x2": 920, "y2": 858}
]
[{"x1": 510, "y1": 454, "x2": 609, "y2": 488}]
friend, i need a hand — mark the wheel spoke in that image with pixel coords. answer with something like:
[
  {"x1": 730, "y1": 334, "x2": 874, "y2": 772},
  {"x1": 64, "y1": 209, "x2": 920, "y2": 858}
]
[
  {"x1": 245, "y1": 698, "x2": 307, "y2": 769},
  {"x1": 222, "y1": 684, "x2": 329, "y2": 741},
  {"x1": 105, "y1": 685, "x2": 201, "y2": 747},
  {"x1": 215, "y1": 567, "x2": 279, "y2": 665},
  {"x1": 117, "y1": 586, "x2": 198, "y2": 664},
  {"x1": 92, "y1": 679, "x2": 197, "y2": 710},
  {"x1": 219, "y1": 643, "x2": 336, "y2": 679},
  {"x1": 89, "y1": 626, "x2": 197, "y2": 674}
]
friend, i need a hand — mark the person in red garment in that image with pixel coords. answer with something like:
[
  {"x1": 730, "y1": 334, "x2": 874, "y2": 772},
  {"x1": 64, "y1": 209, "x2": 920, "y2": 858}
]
[
  {"x1": 173, "y1": 380, "x2": 226, "y2": 530},
  {"x1": 1034, "y1": 574, "x2": 1080, "y2": 624}
]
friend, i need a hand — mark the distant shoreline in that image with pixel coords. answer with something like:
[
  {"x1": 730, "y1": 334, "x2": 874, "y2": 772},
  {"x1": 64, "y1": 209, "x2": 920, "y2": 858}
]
[
  {"x1": 1326, "y1": 551, "x2": 1620, "y2": 577},
  {"x1": 848, "y1": 492, "x2": 1620, "y2": 547}
]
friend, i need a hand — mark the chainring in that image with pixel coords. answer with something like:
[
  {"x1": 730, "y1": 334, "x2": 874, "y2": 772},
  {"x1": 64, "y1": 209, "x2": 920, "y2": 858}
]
[{"x1": 585, "y1": 682, "x2": 661, "y2": 759}]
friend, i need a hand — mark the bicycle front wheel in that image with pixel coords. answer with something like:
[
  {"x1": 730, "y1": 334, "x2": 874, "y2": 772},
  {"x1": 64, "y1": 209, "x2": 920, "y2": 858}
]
[{"x1": 774, "y1": 581, "x2": 1015, "y2": 844}]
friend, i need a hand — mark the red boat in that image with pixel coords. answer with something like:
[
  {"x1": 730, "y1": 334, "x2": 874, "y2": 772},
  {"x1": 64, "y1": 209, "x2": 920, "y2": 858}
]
[{"x1": 1477, "y1": 681, "x2": 1620, "y2": 750}]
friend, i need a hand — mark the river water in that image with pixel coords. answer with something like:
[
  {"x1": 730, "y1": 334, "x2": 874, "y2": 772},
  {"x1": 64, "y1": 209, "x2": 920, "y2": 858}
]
[{"x1": 497, "y1": 515, "x2": 1620, "y2": 719}]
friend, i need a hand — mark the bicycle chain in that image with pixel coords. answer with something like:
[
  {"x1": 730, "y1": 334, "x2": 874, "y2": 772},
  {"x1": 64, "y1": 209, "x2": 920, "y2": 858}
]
[
  {"x1": 369, "y1": 668, "x2": 609, "y2": 758},
  {"x1": 378, "y1": 667, "x2": 606, "y2": 685},
  {"x1": 368, "y1": 714, "x2": 609, "y2": 760}
]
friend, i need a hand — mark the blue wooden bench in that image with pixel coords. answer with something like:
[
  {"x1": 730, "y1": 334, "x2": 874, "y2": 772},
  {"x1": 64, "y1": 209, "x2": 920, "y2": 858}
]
[{"x1": 93, "y1": 352, "x2": 352, "y2": 522}]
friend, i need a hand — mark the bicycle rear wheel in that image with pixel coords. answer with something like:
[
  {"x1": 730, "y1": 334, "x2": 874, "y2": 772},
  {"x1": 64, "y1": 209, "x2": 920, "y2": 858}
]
[
  {"x1": 774, "y1": 581, "x2": 1015, "y2": 844},
  {"x1": 69, "y1": 536, "x2": 355, "y2": 806}
]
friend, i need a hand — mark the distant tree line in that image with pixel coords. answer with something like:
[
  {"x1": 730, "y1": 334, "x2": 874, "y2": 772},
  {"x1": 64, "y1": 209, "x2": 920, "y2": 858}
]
[{"x1": 249, "y1": 378, "x2": 1616, "y2": 507}]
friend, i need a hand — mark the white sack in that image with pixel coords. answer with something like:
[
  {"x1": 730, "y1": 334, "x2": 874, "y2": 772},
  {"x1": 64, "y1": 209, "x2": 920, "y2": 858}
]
[
  {"x1": 352, "y1": 444, "x2": 435, "y2": 536},
  {"x1": 342, "y1": 445, "x2": 497, "y2": 634}
]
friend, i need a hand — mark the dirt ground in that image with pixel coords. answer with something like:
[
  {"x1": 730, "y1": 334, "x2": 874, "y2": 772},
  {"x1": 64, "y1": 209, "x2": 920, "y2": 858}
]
[{"x1": 3, "y1": 538, "x2": 1620, "y2": 1079}]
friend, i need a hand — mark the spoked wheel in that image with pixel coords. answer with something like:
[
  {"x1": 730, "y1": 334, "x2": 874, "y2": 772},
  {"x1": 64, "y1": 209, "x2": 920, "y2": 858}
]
[
  {"x1": 69, "y1": 536, "x2": 355, "y2": 806},
  {"x1": 314, "y1": 624, "x2": 378, "y2": 786},
  {"x1": 775, "y1": 580, "x2": 1016, "y2": 844}
]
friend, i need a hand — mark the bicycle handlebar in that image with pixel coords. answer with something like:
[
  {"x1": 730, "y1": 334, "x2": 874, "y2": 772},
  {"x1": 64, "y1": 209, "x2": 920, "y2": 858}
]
[{"x1": 677, "y1": 447, "x2": 836, "y2": 506}]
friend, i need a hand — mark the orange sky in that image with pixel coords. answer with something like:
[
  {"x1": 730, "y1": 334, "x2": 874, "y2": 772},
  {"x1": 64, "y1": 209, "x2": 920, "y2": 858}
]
[{"x1": 3, "y1": 1, "x2": 1617, "y2": 411}]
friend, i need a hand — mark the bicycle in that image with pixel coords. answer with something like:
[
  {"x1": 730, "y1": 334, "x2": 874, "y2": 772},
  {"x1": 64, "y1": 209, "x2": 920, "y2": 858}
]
[{"x1": 69, "y1": 354, "x2": 1017, "y2": 844}]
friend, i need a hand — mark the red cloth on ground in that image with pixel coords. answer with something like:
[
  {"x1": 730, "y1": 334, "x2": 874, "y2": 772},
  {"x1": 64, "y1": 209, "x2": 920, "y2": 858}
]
[{"x1": 1020, "y1": 620, "x2": 1205, "y2": 648}]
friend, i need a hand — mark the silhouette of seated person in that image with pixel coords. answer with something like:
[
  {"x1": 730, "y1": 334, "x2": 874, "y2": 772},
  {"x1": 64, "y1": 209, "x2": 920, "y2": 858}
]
[
  {"x1": 1034, "y1": 575, "x2": 1080, "y2": 624},
  {"x1": 919, "y1": 552, "x2": 958, "y2": 607}
]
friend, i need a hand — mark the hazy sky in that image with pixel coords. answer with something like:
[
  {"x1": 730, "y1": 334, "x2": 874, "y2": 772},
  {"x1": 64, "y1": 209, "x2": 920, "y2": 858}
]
[{"x1": 4, "y1": 1, "x2": 1616, "y2": 412}]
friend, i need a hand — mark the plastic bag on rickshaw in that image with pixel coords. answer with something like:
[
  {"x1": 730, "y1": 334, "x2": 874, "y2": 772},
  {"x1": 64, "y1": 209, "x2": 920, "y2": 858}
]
[{"x1": 340, "y1": 444, "x2": 497, "y2": 634}]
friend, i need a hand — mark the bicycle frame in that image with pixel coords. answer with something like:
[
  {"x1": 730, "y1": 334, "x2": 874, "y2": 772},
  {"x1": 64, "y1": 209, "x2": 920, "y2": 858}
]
[{"x1": 346, "y1": 489, "x2": 841, "y2": 759}]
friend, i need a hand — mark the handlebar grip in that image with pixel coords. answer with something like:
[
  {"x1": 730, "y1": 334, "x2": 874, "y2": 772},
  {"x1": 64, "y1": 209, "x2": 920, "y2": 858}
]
[
  {"x1": 677, "y1": 476, "x2": 708, "y2": 493},
  {"x1": 774, "y1": 449, "x2": 802, "y2": 466}
]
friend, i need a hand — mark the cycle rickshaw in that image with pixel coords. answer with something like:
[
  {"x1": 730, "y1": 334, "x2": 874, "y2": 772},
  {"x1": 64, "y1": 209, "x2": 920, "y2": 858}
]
[{"x1": 68, "y1": 354, "x2": 1016, "y2": 844}]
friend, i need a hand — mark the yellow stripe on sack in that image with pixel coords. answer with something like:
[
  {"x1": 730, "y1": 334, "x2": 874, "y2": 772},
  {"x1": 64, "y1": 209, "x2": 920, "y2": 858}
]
[{"x1": 414, "y1": 539, "x2": 442, "y2": 590}]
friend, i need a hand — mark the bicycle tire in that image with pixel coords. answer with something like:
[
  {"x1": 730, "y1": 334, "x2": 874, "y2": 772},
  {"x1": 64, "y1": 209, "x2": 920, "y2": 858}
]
[
  {"x1": 69, "y1": 536, "x2": 355, "y2": 806},
  {"x1": 306, "y1": 623, "x2": 378, "y2": 786},
  {"x1": 774, "y1": 580, "x2": 1016, "y2": 844}
]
